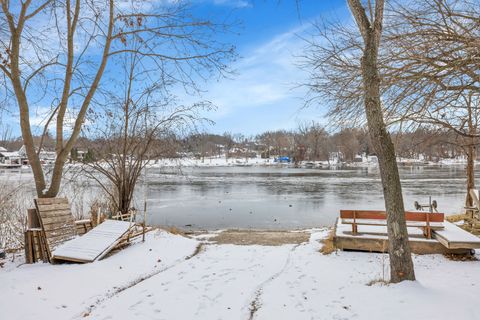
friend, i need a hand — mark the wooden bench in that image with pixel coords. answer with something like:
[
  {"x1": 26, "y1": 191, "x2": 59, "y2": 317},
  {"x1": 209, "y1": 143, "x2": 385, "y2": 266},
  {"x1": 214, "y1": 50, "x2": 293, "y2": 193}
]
[{"x1": 340, "y1": 210, "x2": 445, "y2": 239}]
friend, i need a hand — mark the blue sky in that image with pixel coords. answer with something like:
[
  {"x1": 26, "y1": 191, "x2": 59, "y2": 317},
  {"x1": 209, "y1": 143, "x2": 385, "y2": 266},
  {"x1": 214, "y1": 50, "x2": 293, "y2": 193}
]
[
  {"x1": 178, "y1": 0, "x2": 350, "y2": 136},
  {"x1": 2, "y1": 0, "x2": 352, "y2": 138}
]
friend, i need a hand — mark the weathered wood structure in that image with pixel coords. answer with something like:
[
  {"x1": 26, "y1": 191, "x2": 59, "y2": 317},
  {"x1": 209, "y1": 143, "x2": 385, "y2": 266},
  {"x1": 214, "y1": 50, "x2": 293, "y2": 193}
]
[
  {"x1": 24, "y1": 197, "x2": 144, "y2": 264},
  {"x1": 334, "y1": 209, "x2": 480, "y2": 255},
  {"x1": 34, "y1": 198, "x2": 77, "y2": 258}
]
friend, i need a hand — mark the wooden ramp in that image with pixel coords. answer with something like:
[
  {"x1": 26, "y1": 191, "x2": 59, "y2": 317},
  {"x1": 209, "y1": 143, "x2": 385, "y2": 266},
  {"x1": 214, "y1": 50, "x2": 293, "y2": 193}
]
[
  {"x1": 334, "y1": 219, "x2": 479, "y2": 255},
  {"x1": 52, "y1": 220, "x2": 133, "y2": 263},
  {"x1": 433, "y1": 221, "x2": 480, "y2": 249}
]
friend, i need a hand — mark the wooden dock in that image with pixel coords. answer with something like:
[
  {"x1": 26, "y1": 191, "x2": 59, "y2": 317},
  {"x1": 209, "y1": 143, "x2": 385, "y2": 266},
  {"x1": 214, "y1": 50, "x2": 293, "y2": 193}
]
[{"x1": 334, "y1": 219, "x2": 480, "y2": 255}]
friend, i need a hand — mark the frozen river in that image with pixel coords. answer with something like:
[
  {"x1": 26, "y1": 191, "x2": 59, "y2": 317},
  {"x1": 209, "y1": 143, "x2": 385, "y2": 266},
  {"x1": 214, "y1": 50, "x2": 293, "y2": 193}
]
[
  {"x1": 146, "y1": 165, "x2": 475, "y2": 230},
  {"x1": 1, "y1": 164, "x2": 475, "y2": 230}
]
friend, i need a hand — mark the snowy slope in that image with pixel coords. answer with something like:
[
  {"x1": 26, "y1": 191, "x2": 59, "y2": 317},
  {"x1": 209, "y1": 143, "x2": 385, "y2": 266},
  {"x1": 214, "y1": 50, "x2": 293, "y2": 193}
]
[{"x1": 1, "y1": 229, "x2": 479, "y2": 320}]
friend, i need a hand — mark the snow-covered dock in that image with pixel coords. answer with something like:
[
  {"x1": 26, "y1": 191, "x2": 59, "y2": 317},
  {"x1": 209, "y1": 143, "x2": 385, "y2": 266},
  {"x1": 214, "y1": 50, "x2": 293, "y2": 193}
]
[{"x1": 334, "y1": 218, "x2": 480, "y2": 254}]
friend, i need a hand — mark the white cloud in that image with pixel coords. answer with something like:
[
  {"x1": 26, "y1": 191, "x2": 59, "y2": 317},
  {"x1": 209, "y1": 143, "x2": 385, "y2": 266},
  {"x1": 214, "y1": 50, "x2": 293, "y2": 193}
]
[
  {"x1": 212, "y1": 0, "x2": 251, "y2": 8},
  {"x1": 191, "y1": 23, "x2": 311, "y2": 121},
  {"x1": 29, "y1": 106, "x2": 91, "y2": 135}
]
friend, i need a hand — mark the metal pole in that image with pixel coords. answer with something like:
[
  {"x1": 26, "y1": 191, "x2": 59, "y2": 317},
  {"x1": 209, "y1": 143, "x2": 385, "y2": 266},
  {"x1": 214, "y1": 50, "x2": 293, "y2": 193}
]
[{"x1": 142, "y1": 157, "x2": 148, "y2": 242}]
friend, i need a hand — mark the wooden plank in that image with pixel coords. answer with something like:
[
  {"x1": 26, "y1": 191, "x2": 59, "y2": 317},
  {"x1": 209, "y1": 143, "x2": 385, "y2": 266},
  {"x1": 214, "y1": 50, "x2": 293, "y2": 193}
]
[
  {"x1": 42, "y1": 220, "x2": 76, "y2": 232},
  {"x1": 433, "y1": 221, "x2": 480, "y2": 249},
  {"x1": 51, "y1": 255, "x2": 96, "y2": 263},
  {"x1": 35, "y1": 198, "x2": 69, "y2": 205},
  {"x1": 52, "y1": 220, "x2": 133, "y2": 263},
  {"x1": 75, "y1": 220, "x2": 93, "y2": 236},
  {"x1": 335, "y1": 233, "x2": 470, "y2": 255},
  {"x1": 341, "y1": 218, "x2": 444, "y2": 229},
  {"x1": 36, "y1": 208, "x2": 71, "y2": 218},
  {"x1": 35, "y1": 230, "x2": 47, "y2": 262},
  {"x1": 32, "y1": 230, "x2": 40, "y2": 262},
  {"x1": 340, "y1": 210, "x2": 444, "y2": 222},
  {"x1": 27, "y1": 208, "x2": 41, "y2": 228},
  {"x1": 42, "y1": 215, "x2": 75, "y2": 227},
  {"x1": 43, "y1": 227, "x2": 76, "y2": 240},
  {"x1": 35, "y1": 203, "x2": 71, "y2": 213},
  {"x1": 24, "y1": 231, "x2": 33, "y2": 264}
]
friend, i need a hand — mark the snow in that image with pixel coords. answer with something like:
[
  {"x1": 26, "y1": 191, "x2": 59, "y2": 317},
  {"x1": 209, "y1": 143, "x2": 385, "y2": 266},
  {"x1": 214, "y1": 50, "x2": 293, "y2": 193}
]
[
  {"x1": 0, "y1": 231, "x2": 198, "y2": 319},
  {"x1": 143, "y1": 155, "x2": 475, "y2": 168},
  {"x1": 147, "y1": 157, "x2": 281, "y2": 168},
  {"x1": 1, "y1": 229, "x2": 480, "y2": 320}
]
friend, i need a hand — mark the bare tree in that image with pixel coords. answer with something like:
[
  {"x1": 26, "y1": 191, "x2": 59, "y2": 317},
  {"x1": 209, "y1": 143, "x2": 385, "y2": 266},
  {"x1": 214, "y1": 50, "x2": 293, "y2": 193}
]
[
  {"x1": 303, "y1": 0, "x2": 480, "y2": 207},
  {"x1": 0, "y1": 0, "x2": 235, "y2": 198},
  {"x1": 297, "y1": 121, "x2": 331, "y2": 161},
  {"x1": 381, "y1": 0, "x2": 480, "y2": 206},
  {"x1": 348, "y1": 0, "x2": 415, "y2": 282},
  {"x1": 305, "y1": 0, "x2": 415, "y2": 282},
  {"x1": 81, "y1": 26, "x2": 217, "y2": 215}
]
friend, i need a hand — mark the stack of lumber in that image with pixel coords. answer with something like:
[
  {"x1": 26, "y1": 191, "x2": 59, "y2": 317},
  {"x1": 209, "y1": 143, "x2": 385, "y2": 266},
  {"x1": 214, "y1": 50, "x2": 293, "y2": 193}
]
[
  {"x1": 24, "y1": 208, "x2": 49, "y2": 263},
  {"x1": 24, "y1": 228, "x2": 49, "y2": 264}
]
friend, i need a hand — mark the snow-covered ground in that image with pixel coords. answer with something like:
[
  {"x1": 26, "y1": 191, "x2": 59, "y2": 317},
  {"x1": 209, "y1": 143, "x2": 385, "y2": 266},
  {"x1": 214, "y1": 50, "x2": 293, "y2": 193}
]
[
  {"x1": 146, "y1": 156, "x2": 474, "y2": 168},
  {"x1": 1, "y1": 229, "x2": 479, "y2": 320},
  {"x1": 147, "y1": 157, "x2": 290, "y2": 168}
]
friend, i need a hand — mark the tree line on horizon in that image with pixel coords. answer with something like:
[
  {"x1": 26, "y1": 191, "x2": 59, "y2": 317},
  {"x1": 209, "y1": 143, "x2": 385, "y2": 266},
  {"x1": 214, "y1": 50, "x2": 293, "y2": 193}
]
[{"x1": 1, "y1": 124, "x2": 475, "y2": 164}]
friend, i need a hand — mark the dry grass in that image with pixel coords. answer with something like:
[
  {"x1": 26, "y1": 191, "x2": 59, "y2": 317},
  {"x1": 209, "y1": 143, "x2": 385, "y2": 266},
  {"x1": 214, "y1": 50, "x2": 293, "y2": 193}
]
[
  {"x1": 319, "y1": 228, "x2": 336, "y2": 255},
  {"x1": 208, "y1": 230, "x2": 310, "y2": 246},
  {"x1": 366, "y1": 278, "x2": 390, "y2": 286},
  {"x1": 446, "y1": 214, "x2": 468, "y2": 223},
  {"x1": 185, "y1": 243, "x2": 204, "y2": 260},
  {"x1": 444, "y1": 252, "x2": 478, "y2": 261},
  {"x1": 0, "y1": 182, "x2": 33, "y2": 251},
  {"x1": 161, "y1": 226, "x2": 185, "y2": 235}
]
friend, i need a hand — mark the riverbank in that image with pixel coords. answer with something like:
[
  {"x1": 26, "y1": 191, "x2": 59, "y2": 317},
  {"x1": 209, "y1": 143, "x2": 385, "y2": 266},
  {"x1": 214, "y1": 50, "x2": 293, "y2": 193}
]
[
  {"x1": 146, "y1": 156, "x2": 474, "y2": 168},
  {"x1": 1, "y1": 228, "x2": 479, "y2": 320}
]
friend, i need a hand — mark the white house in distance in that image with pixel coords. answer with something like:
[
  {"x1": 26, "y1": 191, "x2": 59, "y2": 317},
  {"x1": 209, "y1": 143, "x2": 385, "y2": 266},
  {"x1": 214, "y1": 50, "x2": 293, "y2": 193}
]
[
  {"x1": 18, "y1": 145, "x2": 57, "y2": 165},
  {"x1": 0, "y1": 146, "x2": 22, "y2": 168}
]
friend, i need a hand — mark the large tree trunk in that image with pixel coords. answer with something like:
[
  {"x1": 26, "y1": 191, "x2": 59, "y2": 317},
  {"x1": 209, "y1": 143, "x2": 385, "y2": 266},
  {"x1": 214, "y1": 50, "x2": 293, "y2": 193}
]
[{"x1": 348, "y1": 0, "x2": 415, "y2": 283}]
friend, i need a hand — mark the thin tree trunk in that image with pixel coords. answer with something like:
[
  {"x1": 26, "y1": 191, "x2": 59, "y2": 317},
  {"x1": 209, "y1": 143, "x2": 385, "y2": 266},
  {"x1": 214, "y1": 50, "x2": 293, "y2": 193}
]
[
  {"x1": 465, "y1": 96, "x2": 476, "y2": 207},
  {"x1": 347, "y1": 0, "x2": 415, "y2": 283},
  {"x1": 362, "y1": 48, "x2": 415, "y2": 281},
  {"x1": 466, "y1": 145, "x2": 475, "y2": 207}
]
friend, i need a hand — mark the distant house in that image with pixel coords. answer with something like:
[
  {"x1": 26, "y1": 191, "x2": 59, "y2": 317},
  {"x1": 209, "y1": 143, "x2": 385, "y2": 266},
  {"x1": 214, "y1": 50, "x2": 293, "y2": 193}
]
[
  {"x1": 18, "y1": 145, "x2": 56, "y2": 165},
  {"x1": 0, "y1": 147, "x2": 22, "y2": 168}
]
